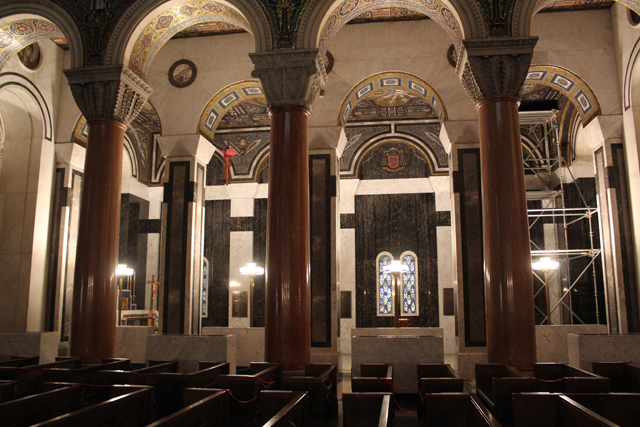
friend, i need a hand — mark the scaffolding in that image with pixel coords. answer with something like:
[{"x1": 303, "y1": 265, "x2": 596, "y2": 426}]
[{"x1": 521, "y1": 110, "x2": 604, "y2": 326}]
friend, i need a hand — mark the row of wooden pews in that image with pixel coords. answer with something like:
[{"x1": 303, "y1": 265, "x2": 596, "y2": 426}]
[{"x1": 0, "y1": 355, "x2": 336, "y2": 427}]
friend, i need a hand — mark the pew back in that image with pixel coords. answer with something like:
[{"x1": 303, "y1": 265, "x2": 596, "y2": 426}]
[
  {"x1": 423, "y1": 393, "x2": 502, "y2": 427},
  {"x1": 513, "y1": 393, "x2": 620, "y2": 427},
  {"x1": 0, "y1": 384, "x2": 83, "y2": 427},
  {"x1": 352, "y1": 364, "x2": 394, "y2": 393},
  {"x1": 592, "y1": 362, "x2": 640, "y2": 392},
  {"x1": 343, "y1": 392, "x2": 391, "y2": 427},
  {"x1": 259, "y1": 390, "x2": 308, "y2": 427},
  {"x1": 147, "y1": 390, "x2": 227, "y2": 427}
]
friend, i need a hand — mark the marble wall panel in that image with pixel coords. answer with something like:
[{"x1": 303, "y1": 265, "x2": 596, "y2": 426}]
[
  {"x1": 147, "y1": 334, "x2": 236, "y2": 373},
  {"x1": 120, "y1": 193, "x2": 150, "y2": 309},
  {"x1": 251, "y1": 198, "x2": 267, "y2": 327},
  {"x1": 44, "y1": 168, "x2": 66, "y2": 332},
  {"x1": 203, "y1": 199, "x2": 230, "y2": 327},
  {"x1": 203, "y1": 327, "x2": 264, "y2": 367},
  {"x1": 115, "y1": 326, "x2": 153, "y2": 364},
  {"x1": 228, "y1": 231, "x2": 253, "y2": 328},
  {"x1": 0, "y1": 332, "x2": 58, "y2": 363},
  {"x1": 437, "y1": 226, "x2": 456, "y2": 355},
  {"x1": 568, "y1": 333, "x2": 640, "y2": 371},
  {"x1": 536, "y1": 324, "x2": 607, "y2": 363}
]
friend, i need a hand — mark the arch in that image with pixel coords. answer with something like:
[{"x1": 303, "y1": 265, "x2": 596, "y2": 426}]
[
  {"x1": 400, "y1": 250, "x2": 419, "y2": 316},
  {"x1": 0, "y1": 2, "x2": 83, "y2": 69},
  {"x1": 309, "y1": 0, "x2": 466, "y2": 58},
  {"x1": 0, "y1": 19, "x2": 65, "y2": 71},
  {"x1": 126, "y1": 1, "x2": 252, "y2": 79},
  {"x1": 198, "y1": 79, "x2": 265, "y2": 139},
  {"x1": 624, "y1": 32, "x2": 640, "y2": 111},
  {"x1": 338, "y1": 71, "x2": 448, "y2": 127},
  {"x1": 107, "y1": 0, "x2": 271, "y2": 68},
  {"x1": 376, "y1": 252, "x2": 394, "y2": 315},
  {"x1": 523, "y1": 65, "x2": 601, "y2": 126},
  {"x1": 0, "y1": 72, "x2": 52, "y2": 141}
]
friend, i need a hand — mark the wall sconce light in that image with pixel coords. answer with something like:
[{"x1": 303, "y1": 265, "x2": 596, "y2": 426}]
[{"x1": 532, "y1": 257, "x2": 559, "y2": 325}]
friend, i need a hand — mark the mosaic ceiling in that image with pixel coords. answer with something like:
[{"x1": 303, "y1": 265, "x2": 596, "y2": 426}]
[
  {"x1": 538, "y1": 0, "x2": 614, "y2": 12},
  {"x1": 172, "y1": 20, "x2": 246, "y2": 38},
  {"x1": 217, "y1": 100, "x2": 270, "y2": 129},
  {"x1": 0, "y1": 19, "x2": 65, "y2": 71},
  {"x1": 347, "y1": 90, "x2": 438, "y2": 122},
  {"x1": 347, "y1": 6, "x2": 429, "y2": 24}
]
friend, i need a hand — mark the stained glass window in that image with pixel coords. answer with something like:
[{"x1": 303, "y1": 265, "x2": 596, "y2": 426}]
[
  {"x1": 402, "y1": 253, "x2": 418, "y2": 314},
  {"x1": 377, "y1": 253, "x2": 393, "y2": 315},
  {"x1": 202, "y1": 258, "x2": 209, "y2": 317}
]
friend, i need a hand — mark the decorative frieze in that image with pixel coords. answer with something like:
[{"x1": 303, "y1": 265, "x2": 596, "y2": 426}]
[
  {"x1": 249, "y1": 49, "x2": 327, "y2": 109},
  {"x1": 456, "y1": 37, "x2": 538, "y2": 103},
  {"x1": 64, "y1": 65, "x2": 152, "y2": 125}
]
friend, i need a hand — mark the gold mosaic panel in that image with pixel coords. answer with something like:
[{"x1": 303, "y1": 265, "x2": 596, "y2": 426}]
[{"x1": 0, "y1": 19, "x2": 65, "y2": 71}]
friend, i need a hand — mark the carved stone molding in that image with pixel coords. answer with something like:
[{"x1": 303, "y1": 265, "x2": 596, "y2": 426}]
[
  {"x1": 64, "y1": 65, "x2": 152, "y2": 125},
  {"x1": 249, "y1": 49, "x2": 327, "y2": 109},
  {"x1": 456, "y1": 37, "x2": 538, "y2": 103}
]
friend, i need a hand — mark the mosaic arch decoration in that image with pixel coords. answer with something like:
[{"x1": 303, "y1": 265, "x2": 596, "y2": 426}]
[
  {"x1": 338, "y1": 71, "x2": 447, "y2": 126},
  {"x1": 128, "y1": 1, "x2": 251, "y2": 79},
  {"x1": 198, "y1": 79, "x2": 265, "y2": 139},
  {"x1": 0, "y1": 19, "x2": 66, "y2": 71},
  {"x1": 535, "y1": 0, "x2": 622, "y2": 14},
  {"x1": 623, "y1": 31, "x2": 640, "y2": 111},
  {"x1": 318, "y1": 0, "x2": 463, "y2": 57},
  {"x1": 522, "y1": 65, "x2": 601, "y2": 126}
]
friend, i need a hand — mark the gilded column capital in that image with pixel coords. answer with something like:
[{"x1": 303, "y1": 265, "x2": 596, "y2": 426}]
[
  {"x1": 456, "y1": 37, "x2": 538, "y2": 104},
  {"x1": 249, "y1": 49, "x2": 327, "y2": 110},
  {"x1": 64, "y1": 65, "x2": 153, "y2": 125}
]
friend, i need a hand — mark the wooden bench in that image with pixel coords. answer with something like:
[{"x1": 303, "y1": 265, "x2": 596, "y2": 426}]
[
  {"x1": 146, "y1": 389, "x2": 228, "y2": 427},
  {"x1": 258, "y1": 390, "x2": 308, "y2": 427},
  {"x1": 417, "y1": 363, "x2": 464, "y2": 418},
  {"x1": 532, "y1": 362, "x2": 611, "y2": 393},
  {"x1": 513, "y1": 393, "x2": 621, "y2": 427},
  {"x1": 211, "y1": 362, "x2": 281, "y2": 422},
  {"x1": 28, "y1": 385, "x2": 154, "y2": 427},
  {"x1": 592, "y1": 362, "x2": 640, "y2": 392},
  {"x1": 423, "y1": 393, "x2": 503, "y2": 427},
  {"x1": 475, "y1": 364, "x2": 535, "y2": 426},
  {"x1": 0, "y1": 358, "x2": 82, "y2": 397},
  {"x1": 513, "y1": 392, "x2": 640, "y2": 427},
  {"x1": 0, "y1": 380, "x2": 18, "y2": 403},
  {"x1": 343, "y1": 392, "x2": 392, "y2": 427},
  {"x1": 40, "y1": 358, "x2": 131, "y2": 385},
  {"x1": 0, "y1": 356, "x2": 40, "y2": 367},
  {"x1": 0, "y1": 383, "x2": 84, "y2": 426},
  {"x1": 141, "y1": 361, "x2": 230, "y2": 419},
  {"x1": 97, "y1": 360, "x2": 180, "y2": 385},
  {"x1": 281, "y1": 364, "x2": 337, "y2": 420},
  {"x1": 351, "y1": 364, "x2": 394, "y2": 393}
]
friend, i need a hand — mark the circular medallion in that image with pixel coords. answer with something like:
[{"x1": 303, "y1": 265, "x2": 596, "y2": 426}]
[
  {"x1": 168, "y1": 59, "x2": 197, "y2": 88},
  {"x1": 17, "y1": 42, "x2": 41, "y2": 70},
  {"x1": 630, "y1": 9, "x2": 640, "y2": 26},
  {"x1": 324, "y1": 51, "x2": 335, "y2": 75}
]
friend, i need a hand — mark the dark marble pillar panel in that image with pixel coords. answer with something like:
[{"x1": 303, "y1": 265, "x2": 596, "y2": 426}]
[
  {"x1": 61, "y1": 171, "x2": 82, "y2": 342},
  {"x1": 119, "y1": 193, "x2": 150, "y2": 310},
  {"x1": 310, "y1": 154, "x2": 332, "y2": 347},
  {"x1": 203, "y1": 199, "x2": 231, "y2": 327},
  {"x1": 162, "y1": 161, "x2": 191, "y2": 334},
  {"x1": 355, "y1": 193, "x2": 439, "y2": 328},
  {"x1": 454, "y1": 149, "x2": 486, "y2": 347},
  {"x1": 252, "y1": 198, "x2": 268, "y2": 328},
  {"x1": 44, "y1": 168, "x2": 67, "y2": 332}
]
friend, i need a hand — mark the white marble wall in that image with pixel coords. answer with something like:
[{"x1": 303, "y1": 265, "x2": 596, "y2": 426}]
[
  {"x1": 147, "y1": 334, "x2": 236, "y2": 373},
  {"x1": 536, "y1": 324, "x2": 608, "y2": 363},
  {"x1": 568, "y1": 333, "x2": 640, "y2": 371},
  {"x1": 202, "y1": 327, "x2": 264, "y2": 367},
  {"x1": 115, "y1": 326, "x2": 154, "y2": 364},
  {"x1": 0, "y1": 331, "x2": 59, "y2": 363}
]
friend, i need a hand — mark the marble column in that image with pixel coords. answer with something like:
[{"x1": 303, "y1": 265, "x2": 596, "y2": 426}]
[
  {"x1": 156, "y1": 134, "x2": 214, "y2": 335},
  {"x1": 250, "y1": 50, "x2": 327, "y2": 369},
  {"x1": 64, "y1": 66, "x2": 151, "y2": 359},
  {"x1": 584, "y1": 115, "x2": 640, "y2": 333},
  {"x1": 458, "y1": 37, "x2": 538, "y2": 370}
]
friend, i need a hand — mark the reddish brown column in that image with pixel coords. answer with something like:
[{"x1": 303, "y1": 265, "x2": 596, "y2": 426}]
[
  {"x1": 264, "y1": 106, "x2": 311, "y2": 369},
  {"x1": 477, "y1": 97, "x2": 536, "y2": 370},
  {"x1": 70, "y1": 119, "x2": 126, "y2": 360}
]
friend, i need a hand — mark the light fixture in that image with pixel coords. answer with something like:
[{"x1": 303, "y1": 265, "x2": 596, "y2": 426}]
[
  {"x1": 532, "y1": 257, "x2": 560, "y2": 325},
  {"x1": 117, "y1": 264, "x2": 134, "y2": 276},
  {"x1": 116, "y1": 264, "x2": 134, "y2": 326},
  {"x1": 240, "y1": 263, "x2": 264, "y2": 327}
]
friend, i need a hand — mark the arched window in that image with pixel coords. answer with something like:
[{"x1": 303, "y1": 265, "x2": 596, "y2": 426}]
[
  {"x1": 376, "y1": 251, "x2": 419, "y2": 316},
  {"x1": 377, "y1": 252, "x2": 393, "y2": 315},
  {"x1": 202, "y1": 257, "x2": 209, "y2": 317},
  {"x1": 401, "y1": 251, "x2": 419, "y2": 315}
]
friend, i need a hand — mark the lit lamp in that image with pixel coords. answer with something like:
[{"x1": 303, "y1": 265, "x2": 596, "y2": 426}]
[
  {"x1": 383, "y1": 260, "x2": 409, "y2": 326},
  {"x1": 116, "y1": 264, "x2": 134, "y2": 326},
  {"x1": 239, "y1": 262, "x2": 264, "y2": 327},
  {"x1": 532, "y1": 257, "x2": 559, "y2": 325}
]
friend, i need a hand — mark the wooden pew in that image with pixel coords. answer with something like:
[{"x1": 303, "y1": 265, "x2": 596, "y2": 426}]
[
  {"x1": 532, "y1": 362, "x2": 611, "y2": 393},
  {"x1": 281, "y1": 364, "x2": 337, "y2": 420},
  {"x1": 0, "y1": 383, "x2": 84, "y2": 427},
  {"x1": 0, "y1": 358, "x2": 82, "y2": 397},
  {"x1": 0, "y1": 380, "x2": 18, "y2": 403},
  {"x1": 258, "y1": 390, "x2": 308, "y2": 427},
  {"x1": 146, "y1": 389, "x2": 228, "y2": 427},
  {"x1": 0, "y1": 356, "x2": 40, "y2": 367},
  {"x1": 211, "y1": 362, "x2": 281, "y2": 422},
  {"x1": 592, "y1": 362, "x2": 640, "y2": 392},
  {"x1": 513, "y1": 393, "x2": 620, "y2": 427},
  {"x1": 97, "y1": 360, "x2": 180, "y2": 385},
  {"x1": 40, "y1": 358, "x2": 131, "y2": 385},
  {"x1": 28, "y1": 386, "x2": 153, "y2": 427},
  {"x1": 351, "y1": 364, "x2": 394, "y2": 393},
  {"x1": 513, "y1": 392, "x2": 640, "y2": 427},
  {"x1": 343, "y1": 392, "x2": 392, "y2": 427},
  {"x1": 475, "y1": 364, "x2": 535, "y2": 426},
  {"x1": 141, "y1": 361, "x2": 230, "y2": 419},
  {"x1": 417, "y1": 363, "x2": 464, "y2": 418},
  {"x1": 423, "y1": 393, "x2": 503, "y2": 427}
]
